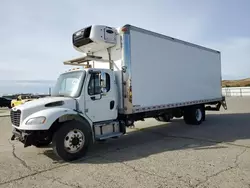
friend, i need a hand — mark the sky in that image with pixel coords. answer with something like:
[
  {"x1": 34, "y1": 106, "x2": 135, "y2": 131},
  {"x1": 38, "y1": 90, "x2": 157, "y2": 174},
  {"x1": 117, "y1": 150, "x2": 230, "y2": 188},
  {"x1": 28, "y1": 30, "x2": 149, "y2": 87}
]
[{"x1": 0, "y1": 0, "x2": 250, "y2": 94}]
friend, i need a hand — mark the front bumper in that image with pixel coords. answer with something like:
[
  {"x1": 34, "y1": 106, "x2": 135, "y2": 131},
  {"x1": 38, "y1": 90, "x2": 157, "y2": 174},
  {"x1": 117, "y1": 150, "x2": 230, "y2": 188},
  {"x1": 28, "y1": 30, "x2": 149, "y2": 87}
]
[
  {"x1": 11, "y1": 128, "x2": 34, "y2": 147},
  {"x1": 11, "y1": 128, "x2": 51, "y2": 147}
]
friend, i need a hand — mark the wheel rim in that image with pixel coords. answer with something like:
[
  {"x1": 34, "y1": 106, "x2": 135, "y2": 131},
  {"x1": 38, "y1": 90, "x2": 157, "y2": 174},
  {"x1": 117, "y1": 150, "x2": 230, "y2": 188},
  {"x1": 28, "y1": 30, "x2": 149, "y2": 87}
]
[
  {"x1": 195, "y1": 109, "x2": 202, "y2": 121},
  {"x1": 64, "y1": 129, "x2": 85, "y2": 153}
]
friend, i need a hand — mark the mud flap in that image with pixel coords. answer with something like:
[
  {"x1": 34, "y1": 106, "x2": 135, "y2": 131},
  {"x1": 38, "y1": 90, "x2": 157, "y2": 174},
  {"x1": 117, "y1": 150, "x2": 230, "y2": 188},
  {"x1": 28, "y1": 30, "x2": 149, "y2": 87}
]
[
  {"x1": 221, "y1": 96, "x2": 228, "y2": 110},
  {"x1": 205, "y1": 97, "x2": 227, "y2": 111},
  {"x1": 10, "y1": 134, "x2": 16, "y2": 141}
]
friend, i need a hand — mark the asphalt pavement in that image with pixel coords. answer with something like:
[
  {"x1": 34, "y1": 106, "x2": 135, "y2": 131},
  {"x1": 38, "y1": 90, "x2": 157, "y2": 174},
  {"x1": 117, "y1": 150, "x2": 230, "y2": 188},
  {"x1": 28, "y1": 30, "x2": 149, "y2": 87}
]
[
  {"x1": 0, "y1": 97, "x2": 250, "y2": 188},
  {"x1": 0, "y1": 108, "x2": 10, "y2": 117}
]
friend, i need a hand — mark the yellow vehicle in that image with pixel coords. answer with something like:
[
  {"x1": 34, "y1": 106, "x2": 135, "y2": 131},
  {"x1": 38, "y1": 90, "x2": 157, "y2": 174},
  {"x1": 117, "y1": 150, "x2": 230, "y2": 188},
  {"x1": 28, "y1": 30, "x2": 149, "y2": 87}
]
[{"x1": 11, "y1": 95, "x2": 36, "y2": 108}]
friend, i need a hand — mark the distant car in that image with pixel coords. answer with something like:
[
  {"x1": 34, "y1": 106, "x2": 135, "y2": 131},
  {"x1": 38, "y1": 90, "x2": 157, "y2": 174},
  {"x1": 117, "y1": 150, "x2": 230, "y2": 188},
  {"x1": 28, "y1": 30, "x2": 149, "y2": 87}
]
[
  {"x1": 0, "y1": 97, "x2": 12, "y2": 108},
  {"x1": 11, "y1": 95, "x2": 38, "y2": 108}
]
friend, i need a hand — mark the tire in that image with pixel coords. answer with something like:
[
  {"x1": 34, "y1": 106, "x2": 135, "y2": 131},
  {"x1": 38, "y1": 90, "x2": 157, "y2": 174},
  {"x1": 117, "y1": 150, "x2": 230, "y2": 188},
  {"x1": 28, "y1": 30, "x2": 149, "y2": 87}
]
[
  {"x1": 155, "y1": 114, "x2": 171, "y2": 122},
  {"x1": 163, "y1": 115, "x2": 171, "y2": 122},
  {"x1": 184, "y1": 105, "x2": 204, "y2": 125},
  {"x1": 202, "y1": 107, "x2": 206, "y2": 121},
  {"x1": 52, "y1": 120, "x2": 92, "y2": 161},
  {"x1": 155, "y1": 117, "x2": 161, "y2": 121},
  {"x1": 184, "y1": 110, "x2": 192, "y2": 124},
  {"x1": 158, "y1": 116, "x2": 165, "y2": 121}
]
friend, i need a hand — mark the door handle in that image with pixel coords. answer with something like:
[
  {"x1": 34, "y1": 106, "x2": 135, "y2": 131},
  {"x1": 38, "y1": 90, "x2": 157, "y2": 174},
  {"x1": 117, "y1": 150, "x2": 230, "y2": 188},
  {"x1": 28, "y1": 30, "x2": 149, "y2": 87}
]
[
  {"x1": 110, "y1": 101, "x2": 115, "y2": 109},
  {"x1": 90, "y1": 94, "x2": 102, "y2": 101}
]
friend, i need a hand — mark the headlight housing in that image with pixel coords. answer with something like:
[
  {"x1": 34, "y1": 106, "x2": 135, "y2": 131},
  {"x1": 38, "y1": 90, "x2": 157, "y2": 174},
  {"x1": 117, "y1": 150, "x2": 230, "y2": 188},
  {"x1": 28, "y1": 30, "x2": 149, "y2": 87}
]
[{"x1": 26, "y1": 116, "x2": 46, "y2": 125}]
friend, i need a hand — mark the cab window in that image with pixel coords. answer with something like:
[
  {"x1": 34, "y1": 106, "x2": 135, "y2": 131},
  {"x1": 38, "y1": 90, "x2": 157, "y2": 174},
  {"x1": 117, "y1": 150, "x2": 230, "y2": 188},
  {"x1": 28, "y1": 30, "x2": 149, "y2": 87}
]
[{"x1": 88, "y1": 73, "x2": 110, "y2": 95}]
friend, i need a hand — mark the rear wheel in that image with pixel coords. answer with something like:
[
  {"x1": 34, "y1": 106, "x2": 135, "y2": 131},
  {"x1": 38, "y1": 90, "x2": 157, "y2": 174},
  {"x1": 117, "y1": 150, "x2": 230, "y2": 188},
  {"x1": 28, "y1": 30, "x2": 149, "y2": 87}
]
[
  {"x1": 52, "y1": 120, "x2": 91, "y2": 161},
  {"x1": 184, "y1": 105, "x2": 204, "y2": 125},
  {"x1": 202, "y1": 107, "x2": 206, "y2": 121},
  {"x1": 155, "y1": 114, "x2": 172, "y2": 122},
  {"x1": 155, "y1": 117, "x2": 161, "y2": 121}
]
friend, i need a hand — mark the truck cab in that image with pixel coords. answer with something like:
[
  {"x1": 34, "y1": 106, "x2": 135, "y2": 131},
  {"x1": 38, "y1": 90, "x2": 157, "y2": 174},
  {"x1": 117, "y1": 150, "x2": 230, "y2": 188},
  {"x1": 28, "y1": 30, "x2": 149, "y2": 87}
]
[
  {"x1": 11, "y1": 25, "x2": 124, "y2": 161},
  {"x1": 51, "y1": 67, "x2": 118, "y2": 122},
  {"x1": 11, "y1": 65, "x2": 122, "y2": 159}
]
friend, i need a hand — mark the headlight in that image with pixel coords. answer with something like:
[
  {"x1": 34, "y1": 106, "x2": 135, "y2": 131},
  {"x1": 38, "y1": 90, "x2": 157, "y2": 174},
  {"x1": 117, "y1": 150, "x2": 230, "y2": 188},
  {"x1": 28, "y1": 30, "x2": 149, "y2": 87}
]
[{"x1": 26, "y1": 117, "x2": 46, "y2": 125}]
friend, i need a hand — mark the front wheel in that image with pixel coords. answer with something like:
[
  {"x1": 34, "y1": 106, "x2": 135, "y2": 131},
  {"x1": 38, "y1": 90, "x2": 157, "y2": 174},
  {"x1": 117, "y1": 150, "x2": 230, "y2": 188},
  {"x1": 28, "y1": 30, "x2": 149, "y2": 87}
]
[{"x1": 52, "y1": 120, "x2": 91, "y2": 161}]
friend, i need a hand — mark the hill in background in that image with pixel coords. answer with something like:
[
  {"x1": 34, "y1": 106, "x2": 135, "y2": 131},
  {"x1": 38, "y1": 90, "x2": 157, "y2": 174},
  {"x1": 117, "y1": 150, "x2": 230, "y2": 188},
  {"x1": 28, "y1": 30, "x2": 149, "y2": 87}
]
[{"x1": 222, "y1": 78, "x2": 250, "y2": 87}]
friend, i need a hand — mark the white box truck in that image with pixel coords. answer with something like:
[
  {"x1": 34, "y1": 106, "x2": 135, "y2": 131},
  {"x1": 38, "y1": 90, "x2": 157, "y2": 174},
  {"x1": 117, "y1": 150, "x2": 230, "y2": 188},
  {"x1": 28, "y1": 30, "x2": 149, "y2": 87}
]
[{"x1": 10, "y1": 24, "x2": 227, "y2": 161}]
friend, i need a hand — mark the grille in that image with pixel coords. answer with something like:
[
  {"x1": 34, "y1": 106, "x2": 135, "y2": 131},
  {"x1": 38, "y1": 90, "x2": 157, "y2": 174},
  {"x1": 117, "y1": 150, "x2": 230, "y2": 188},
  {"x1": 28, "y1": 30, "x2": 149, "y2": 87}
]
[{"x1": 11, "y1": 109, "x2": 21, "y2": 127}]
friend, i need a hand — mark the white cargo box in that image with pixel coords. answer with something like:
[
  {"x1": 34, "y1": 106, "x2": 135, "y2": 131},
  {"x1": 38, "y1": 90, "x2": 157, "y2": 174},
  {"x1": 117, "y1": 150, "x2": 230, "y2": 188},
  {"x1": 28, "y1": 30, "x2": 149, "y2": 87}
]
[{"x1": 121, "y1": 25, "x2": 222, "y2": 114}]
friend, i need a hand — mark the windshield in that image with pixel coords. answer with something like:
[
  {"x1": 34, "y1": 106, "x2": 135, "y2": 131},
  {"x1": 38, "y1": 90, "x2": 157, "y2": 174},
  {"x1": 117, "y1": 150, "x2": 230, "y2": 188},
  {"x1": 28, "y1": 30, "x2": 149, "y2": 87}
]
[{"x1": 52, "y1": 70, "x2": 85, "y2": 98}]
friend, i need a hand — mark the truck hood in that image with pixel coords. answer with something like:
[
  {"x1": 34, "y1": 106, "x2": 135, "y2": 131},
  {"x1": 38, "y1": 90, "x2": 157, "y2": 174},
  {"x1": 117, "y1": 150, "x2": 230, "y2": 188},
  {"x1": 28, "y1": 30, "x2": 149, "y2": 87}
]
[{"x1": 12, "y1": 97, "x2": 76, "y2": 120}]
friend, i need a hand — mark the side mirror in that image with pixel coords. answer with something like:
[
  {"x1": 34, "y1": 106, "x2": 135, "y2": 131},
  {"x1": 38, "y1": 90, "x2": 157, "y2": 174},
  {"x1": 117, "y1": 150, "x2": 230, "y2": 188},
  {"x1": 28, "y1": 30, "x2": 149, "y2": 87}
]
[
  {"x1": 100, "y1": 72, "x2": 107, "y2": 95},
  {"x1": 100, "y1": 72, "x2": 106, "y2": 88}
]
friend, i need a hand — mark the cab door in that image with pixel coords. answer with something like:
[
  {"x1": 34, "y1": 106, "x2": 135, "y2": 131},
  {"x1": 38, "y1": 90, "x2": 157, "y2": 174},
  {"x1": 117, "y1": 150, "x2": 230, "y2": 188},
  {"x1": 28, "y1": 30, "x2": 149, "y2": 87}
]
[{"x1": 84, "y1": 70, "x2": 117, "y2": 122}]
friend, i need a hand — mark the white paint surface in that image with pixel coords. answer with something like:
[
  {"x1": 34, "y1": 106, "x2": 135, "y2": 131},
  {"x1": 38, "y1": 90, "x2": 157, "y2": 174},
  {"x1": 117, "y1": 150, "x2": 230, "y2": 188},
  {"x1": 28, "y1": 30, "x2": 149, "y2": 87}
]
[{"x1": 130, "y1": 29, "x2": 222, "y2": 107}]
